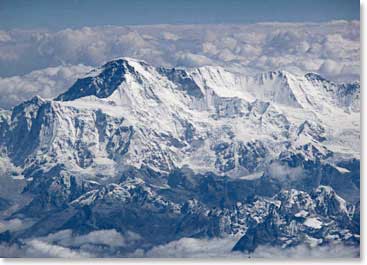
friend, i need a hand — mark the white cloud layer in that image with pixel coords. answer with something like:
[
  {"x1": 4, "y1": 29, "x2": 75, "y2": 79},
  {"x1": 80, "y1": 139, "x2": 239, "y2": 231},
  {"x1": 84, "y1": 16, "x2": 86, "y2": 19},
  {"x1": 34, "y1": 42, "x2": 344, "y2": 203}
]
[
  {"x1": 0, "y1": 219, "x2": 24, "y2": 233},
  {"x1": 0, "y1": 21, "x2": 359, "y2": 78},
  {"x1": 0, "y1": 229, "x2": 141, "y2": 258},
  {"x1": 0, "y1": 235, "x2": 359, "y2": 258},
  {"x1": 131, "y1": 237, "x2": 359, "y2": 258},
  {"x1": 0, "y1": 64, "x2": 91, "y2": 109},
  {"x1": 0, "y1": 20, "x2": 360, "y2": 109}
]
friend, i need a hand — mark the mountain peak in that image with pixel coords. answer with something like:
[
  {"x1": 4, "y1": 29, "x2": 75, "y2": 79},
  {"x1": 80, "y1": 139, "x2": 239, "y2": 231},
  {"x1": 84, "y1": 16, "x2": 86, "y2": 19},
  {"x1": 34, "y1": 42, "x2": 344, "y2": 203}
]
[
  {"x1": 55, "y1": 57, "x2": 153, "y2": 102},
  {"x1": 12, "y1": 95, "x2": 46, "y2": 116},
  {"x1": 96, "y1": 57, "x2": 150, "y2": 74}
]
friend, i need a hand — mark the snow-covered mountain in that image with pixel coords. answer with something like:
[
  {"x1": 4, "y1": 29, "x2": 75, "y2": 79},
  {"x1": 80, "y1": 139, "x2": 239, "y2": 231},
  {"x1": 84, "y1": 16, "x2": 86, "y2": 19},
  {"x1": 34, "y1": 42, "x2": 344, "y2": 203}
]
[
  {"x1": 233, "y1": 186, "x2": 359, "y2": 253},
  {"x1": 0, "y1": 58, "x2": 360, "y2": 257}
]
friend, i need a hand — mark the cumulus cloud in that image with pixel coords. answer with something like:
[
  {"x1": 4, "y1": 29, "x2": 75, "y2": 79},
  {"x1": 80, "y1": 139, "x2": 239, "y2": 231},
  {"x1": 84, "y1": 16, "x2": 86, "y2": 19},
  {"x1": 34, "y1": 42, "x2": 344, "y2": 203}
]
[
  {"x1": 0, "y1": 31, "x2": 11, "y2": 43},
  {"x1": 162, "y1": 32, "x2": 180, "y2": 41},
  {"x1": 175, "y1": 52, "x2": 213, "y2": 67},
  {"x1": 0, "y1": 219, "x2": 24, "y2": 233},
  {"x1": 0, "y1": 240, "x2": 92, "y2": 258},
  {"x1": 72, "y1": 230, "x2": 126, "y2": 247},
  {"x1": 267, "y1": 162, "x2": 304, "y2": 182},
  {"x1": 0, "y1": 64, "x2": 92, "y2": 109},
  {"x1": 25, "y1": 240, "x2": 92, "y2": 258},
  {"x1": 0, "y1": 21, "x2": 360, "y2": 109},
  {"x1": 0, "y1": 229, "x2": 143, "y2": 258},
  {"x1": 34, "y1": 229, "x2": 131, "y2": 249},
  {"x1": 319, "y1": 59, "x2": 344, "y2": 76}
]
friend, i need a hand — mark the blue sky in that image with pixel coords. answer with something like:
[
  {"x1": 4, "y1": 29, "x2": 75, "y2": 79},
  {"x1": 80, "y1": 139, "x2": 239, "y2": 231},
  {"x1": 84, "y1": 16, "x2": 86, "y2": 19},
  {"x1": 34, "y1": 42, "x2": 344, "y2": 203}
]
[{"x1": 0, "y1": 0, "x2": 360, "y2": 29}]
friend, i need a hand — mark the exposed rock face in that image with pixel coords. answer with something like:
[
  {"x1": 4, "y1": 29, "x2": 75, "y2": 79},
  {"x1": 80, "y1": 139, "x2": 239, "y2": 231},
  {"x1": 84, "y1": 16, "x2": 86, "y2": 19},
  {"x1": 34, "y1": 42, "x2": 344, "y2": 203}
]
[{"x1": 232, "y1": 186, "x2": 359, "y2": 253}]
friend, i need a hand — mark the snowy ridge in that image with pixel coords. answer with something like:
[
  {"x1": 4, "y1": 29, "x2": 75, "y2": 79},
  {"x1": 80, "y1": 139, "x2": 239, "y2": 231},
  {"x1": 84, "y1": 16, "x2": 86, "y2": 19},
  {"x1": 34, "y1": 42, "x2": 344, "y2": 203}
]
[{"x1": 3, "y1": 58, "x2": 358, "y2": 174}]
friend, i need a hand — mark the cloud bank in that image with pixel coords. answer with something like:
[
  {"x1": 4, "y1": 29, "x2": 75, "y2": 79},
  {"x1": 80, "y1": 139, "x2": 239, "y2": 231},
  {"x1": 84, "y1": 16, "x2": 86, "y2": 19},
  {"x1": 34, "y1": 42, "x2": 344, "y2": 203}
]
[
  {"x1": 0, "y1": 234, "x2": 359, "y2": 258},
  {"x1": 132, "y1": 237, "x2": 359, "y2": 259},
  {"x1": 0, "y1": 229, "x2": 142, "y2": 258},
  {"x1": 0, "y1": 64, "x2": 91, "y2": 109},
  {"x1": 0, "y1": 21, "x2": 359, "y2": 79}
]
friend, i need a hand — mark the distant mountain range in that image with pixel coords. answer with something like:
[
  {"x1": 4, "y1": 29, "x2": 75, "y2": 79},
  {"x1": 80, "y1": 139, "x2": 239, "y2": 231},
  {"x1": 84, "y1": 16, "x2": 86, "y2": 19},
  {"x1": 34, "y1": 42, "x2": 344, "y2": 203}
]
[{"x1": 0, "y1": 58, "x2": 360, "y2": 257}]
